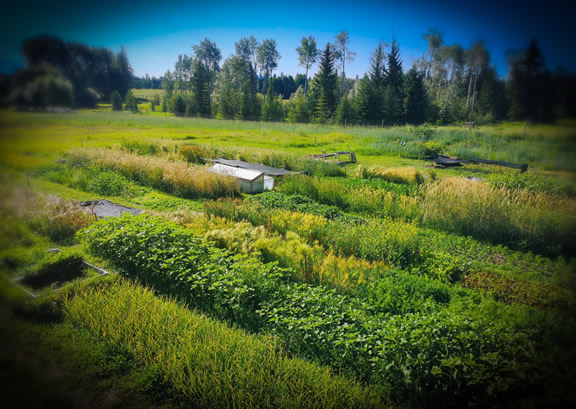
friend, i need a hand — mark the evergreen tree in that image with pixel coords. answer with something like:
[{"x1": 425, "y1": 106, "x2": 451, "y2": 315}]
[
  {"x1": 262, "y1": 79, "x2": 283, "y2": 121},
  {"x1": 382, "y1": 39, "x2": 404, "y2": 125},
  {"x1": 111, "y1": 46, "x2": 133, "y2": 99},
  {"x1": 508, "y1": 39, "x2": 554, "y2": 122},
  {"x1": 191, "y1": 58, "x2": 211, "y2": 116},
  {"x1": 111, "y1": 90, "x2": 122, "y2": 111},
  {"x1": 335, "y1": 96, "x2": 356, "y2": 125},
  {"x1": 357, "y1": 43, "x2": 387, "y2": 124},
  {"x1": 124, "y1": 90, "x2": 138, "y2": 112},
  {"x1": 474, "y1": 66, "x2": 508, "y2": 122},
  {"x1": 311, "y1": 43, "x2": 338, "y2": 123},
  {"x1": 170, "y1": 94, "x2": 186, "y2": 116},
  {"x1": 404, "y1": 67, "x2": 428, "y2": 124}
]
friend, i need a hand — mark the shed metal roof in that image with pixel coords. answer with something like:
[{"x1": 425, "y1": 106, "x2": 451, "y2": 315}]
[
  {"x1": 206, "y1": 158, "x2": 303, "y2": 176},
  {"x1": 207, "y1": 163, "x2": 263, "y2": 181}
]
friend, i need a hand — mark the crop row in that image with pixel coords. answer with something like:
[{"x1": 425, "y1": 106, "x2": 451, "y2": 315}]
[
  {"x1": 79, "y1": 214, "x2": 547, "y2": 407},
  {"x1": 65, "y1": 279, "x2": 382, "y2": 409},
  {"x1": 277, "y1": 174, "x2": 576, "y2": 257}
]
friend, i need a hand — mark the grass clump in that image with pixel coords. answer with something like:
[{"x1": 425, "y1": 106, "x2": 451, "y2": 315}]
[{"x1": 365, "y1": 166, "x2": 425, "y2": 185}]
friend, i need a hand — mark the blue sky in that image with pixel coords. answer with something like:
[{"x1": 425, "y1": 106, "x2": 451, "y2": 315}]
[{"x1": 1, "y1": 0, "x2": 574, "y2": 79}]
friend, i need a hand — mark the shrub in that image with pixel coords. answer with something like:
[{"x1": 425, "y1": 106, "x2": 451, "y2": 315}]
[
  {"x1": 179, "y1": 144, "x2": 208, "y2": 164},
  {"x1": 111, "y1": 91, "x2": 122, "y2": 111},
  {"x1": 124, "y1": 90, "x2": 138, "y2": 112}
]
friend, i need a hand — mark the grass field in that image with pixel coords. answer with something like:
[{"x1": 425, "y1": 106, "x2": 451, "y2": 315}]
[{"x1": 1, "y1": 108, "x2": 575, "y2": 408}]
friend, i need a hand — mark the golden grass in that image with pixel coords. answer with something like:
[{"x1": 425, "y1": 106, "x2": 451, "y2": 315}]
[{"x1": 69, "y1": 148, "x2": 239, "y2": 199}]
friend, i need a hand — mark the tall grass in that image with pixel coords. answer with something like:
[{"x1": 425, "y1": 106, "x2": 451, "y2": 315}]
[
  {"x1": 69, "y1": 148, "x2": 239, "y2": 199},
  {"x1": 278, "y1": 175, "x2": 423, "y2": 220},
  {"x1": 65, "y1": 279, "x2": 384, "y2": 409},
  {"x1": 423, "y1": 178, "x2": 576, "y2": 256}
]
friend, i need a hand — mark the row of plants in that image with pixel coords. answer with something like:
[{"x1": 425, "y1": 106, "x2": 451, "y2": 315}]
[
  {"x1": 65, "y1": 279, "x2": 383, "y2": 409},
  {"x1": 278, "y1": 174, "x2": 576, "y2": 257},
  {"x1": 78, "y1": 214, "x2": 557, "y2": 407},
  {"x1": 202, "y1": 197, "x2": 575, "y2": 307},
  {"x1": 33, "y1": 163, "x2": 149, "y2": 198},
  {"x1": 67, "y1": 148, "x2": 239, "y2": 199}
]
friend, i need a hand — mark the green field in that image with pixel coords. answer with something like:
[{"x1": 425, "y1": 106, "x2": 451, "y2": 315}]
[{"x1": 1, "y1": 109, "x2": 575, "y2": 408}]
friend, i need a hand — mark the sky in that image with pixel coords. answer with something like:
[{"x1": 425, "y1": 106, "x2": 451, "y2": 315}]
[{"x1": 1, "y1": 0, "x2": 575, "y2": 79}]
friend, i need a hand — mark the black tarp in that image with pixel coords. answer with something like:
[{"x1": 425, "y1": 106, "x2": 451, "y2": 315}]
[
  {"x1": 205, "y1": 158, "x2": 304, "y2": 176},
  {"x1": 432, "y1": 155, "x2": 528, "y2": 172}
]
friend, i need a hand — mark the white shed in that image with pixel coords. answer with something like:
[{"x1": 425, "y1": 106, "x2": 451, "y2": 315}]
[{"x1": 207, "y1": 163, "x2": 265, "y2": 193}]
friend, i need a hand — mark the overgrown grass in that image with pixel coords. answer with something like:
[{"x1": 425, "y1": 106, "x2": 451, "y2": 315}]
[
  {"x1": 423, "y1": 177, "x2": 576, "y2": 256},
  {"x1": 68, "y1": 148, "x2": 240, "y2": 199}
]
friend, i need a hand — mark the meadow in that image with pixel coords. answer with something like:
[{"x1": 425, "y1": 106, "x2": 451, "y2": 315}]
[{"x1": 0, "y1": 107, "x2": 575, "y2": 408}]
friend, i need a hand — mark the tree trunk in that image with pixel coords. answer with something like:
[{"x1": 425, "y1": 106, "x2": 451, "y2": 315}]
[
  {"x1": 471, "y1": 69, "x2": 479, "y2": 114},
  {"x1": 465, "y1": 69, "x2": 474, "y2": 122},
  {"x1": 304, "y1": 65, "x2": 309, "y2": 98}
]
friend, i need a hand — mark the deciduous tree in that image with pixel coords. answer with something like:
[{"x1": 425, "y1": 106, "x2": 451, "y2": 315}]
[{"x1": 296, "y1": 36, "x2": 319, "y2": 97}]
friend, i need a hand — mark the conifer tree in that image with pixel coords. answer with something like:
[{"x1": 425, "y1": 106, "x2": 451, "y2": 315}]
[
  {"x1": 124, "y1": 90, "x2": 138, "y2": 112},
  {"x1": 111, "y1": 90, "x2": 122, "y2": 111},
  {"x1": 383, "y1": 39, "x2": 405, "y2": 125},
  {"x1": 404, "y1": 67, "x2": 428, "y2": 124},
  {"x1": 312, "y1": 44, "x2": 337, "y2": 123}
]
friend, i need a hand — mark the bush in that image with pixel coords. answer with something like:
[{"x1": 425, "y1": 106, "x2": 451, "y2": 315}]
[
  {"x1": 124, "y1": 90, "x2": 138, "y2": 112},
  {"x1": 179, "y1": 144, "x2": 208, "y2": 164},
  {"x1": 169, "y1": 94, "x2": 186, "y2": 116},
  {"x1": 111, "y1": 90, "x2": 122, "y2": 111}
]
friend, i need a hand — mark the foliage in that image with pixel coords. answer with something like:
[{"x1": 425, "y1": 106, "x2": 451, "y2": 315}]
[
  {"x1": 65, "y1": 279, "x2": 382, "y2": 409},
  {"x1": 21, "y1": 35, "x2": 133, "y2": 104},
  {"x1": 179, "y1": 144, "x2": 208, "y2": 164},
  {"x1": 461, "y1": 271, "x2": 575, "y2": 311},
  {"x1": 68, "y1": 149, "x2": 239, "y2": 199},
  {"x1": 248, "y1": 191, "x2": 342, "y2": 219},
  {"x1": 124, "y1": 90, "x2": 138, "y2": 112},
  {"x1": 423, "y1": 177, "x2": 576, "y2": 257},
  {"x1": 78, "y1": 214, "x2": 549, "y2": 406},
  {"x1": 111, "y1": 90, "x2": 122, "y2": 111},
  {"x1": 365, "y1": 167, "x2": 425, "y2": 185},
  {"x1": 311, "y1": 43, "x2": 338, "y2": 123},
  {"x1": 27, "y1": 195, "x2": 94, "y2": 244}
]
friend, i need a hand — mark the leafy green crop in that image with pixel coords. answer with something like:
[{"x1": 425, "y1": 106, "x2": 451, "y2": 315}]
[{"x1": 79, "y1": 214, "x2": 548, "y2": 407}]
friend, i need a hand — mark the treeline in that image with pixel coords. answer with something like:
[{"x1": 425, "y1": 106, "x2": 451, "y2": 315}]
[
  {"x1": 0, "y1": 35, "x2": 133, "y2": 108},
  {"x1": 132, "y1": 72, "x2": 306, "y2": 100},
  {"x1": 157, "y1": 31, "x2": 575, "y2": 124}
]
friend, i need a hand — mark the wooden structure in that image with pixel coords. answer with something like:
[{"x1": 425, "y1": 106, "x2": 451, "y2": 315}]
[{"x1": 313, "y1": 151, "x2": 357, "y2": 164}]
